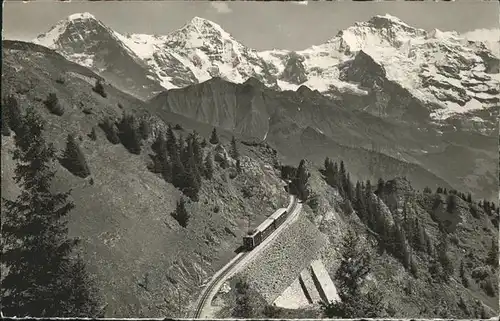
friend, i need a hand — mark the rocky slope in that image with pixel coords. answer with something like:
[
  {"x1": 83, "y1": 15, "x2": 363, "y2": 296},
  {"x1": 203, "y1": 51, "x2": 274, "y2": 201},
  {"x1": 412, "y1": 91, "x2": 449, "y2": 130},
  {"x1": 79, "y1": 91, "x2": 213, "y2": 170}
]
[
  {"x1": 147, "y1": 76, "x2": 497, "y2": 201},
  {"x1": 33, "y1": 13, "x2": 499, "y2": 133},
  {"x1": 1, "y1": 40, "x2": 289, "y2": 317},
  {"x1": 214, "y1": 166, "x2": 499, "y2": 318}
]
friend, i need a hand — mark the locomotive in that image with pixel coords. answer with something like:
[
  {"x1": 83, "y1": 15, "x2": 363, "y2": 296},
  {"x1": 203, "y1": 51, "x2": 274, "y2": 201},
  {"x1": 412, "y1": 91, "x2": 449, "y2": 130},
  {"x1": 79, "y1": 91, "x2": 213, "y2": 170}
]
[{"x1": 243, "y1": 208, "x2": 288, "y2": 251}]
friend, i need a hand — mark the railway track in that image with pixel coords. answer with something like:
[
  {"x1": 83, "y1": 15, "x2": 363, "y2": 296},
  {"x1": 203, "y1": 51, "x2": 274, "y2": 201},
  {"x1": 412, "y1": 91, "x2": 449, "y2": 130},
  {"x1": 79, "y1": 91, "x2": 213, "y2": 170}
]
[
  {"x1": 192, "y1": 195, "x2": 299, "y2": 318},
  {"x1": 193, "y1": 252, "x2": 248, "y2": 318}
]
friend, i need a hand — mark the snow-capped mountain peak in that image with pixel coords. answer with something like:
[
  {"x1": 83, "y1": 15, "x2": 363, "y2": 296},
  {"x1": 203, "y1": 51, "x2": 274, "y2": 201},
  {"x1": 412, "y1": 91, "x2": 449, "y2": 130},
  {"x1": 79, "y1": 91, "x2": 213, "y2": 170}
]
[
  {"x1": 33, "y1": 13, "x2": 499, "y2": 130},
  {"x1": 68, "y1": 12, "x2": 97, "y2": 21},
  {"x1": 35, "y1": 12, "x2": 104, "y2": 49}
]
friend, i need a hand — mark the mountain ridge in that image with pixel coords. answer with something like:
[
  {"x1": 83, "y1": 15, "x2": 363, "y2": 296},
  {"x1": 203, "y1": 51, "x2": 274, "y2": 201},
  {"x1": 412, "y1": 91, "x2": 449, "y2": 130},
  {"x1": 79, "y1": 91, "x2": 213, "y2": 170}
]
[{"x1": 33, "y1": 12, "x2": 499, "y2": 132}]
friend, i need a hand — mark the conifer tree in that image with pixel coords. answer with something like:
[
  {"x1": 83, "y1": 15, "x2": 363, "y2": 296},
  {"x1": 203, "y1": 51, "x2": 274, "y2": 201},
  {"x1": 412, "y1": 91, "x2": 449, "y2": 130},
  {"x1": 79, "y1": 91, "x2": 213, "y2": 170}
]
[
  {"x1": 139, "y1": 119, "x2": 151, "y2": 140},
  {"x1": 171, "y1": 198, "x2": 189, "y2": 228},
  {"x1": 340, "y1": 160, "x2": 346, "y2": 182},
  {"x1": 209, "y1": 127, "x2": 219, "y2": 145},
  {"x1": 321, "y1": 230, "x2": 383, "y2": 318},
  {"x1": 324, "y1": 157, "x2": 331, "y2": 173},
  {"x1": 294, "y1": 159, "x2": 310, "y2": 201},
  {"x1": 88, "y1": 127, "x2": 97, "y2": 141},
  {"x1": 204, "y1": 152, "x2": 214, "y2": 180},
  {"x1": 446, "y1": 194, "x2": 457, "y2": 213},
  {"x1": 179, "y1": 134, "x2": 188, "y2": 166},
  {"x1": 60, "y1": 134, "x2": 91, "y2": 178},
  {"x1": 486, "y1": 238, "x2": 499, "y2": 267},
  {"x1": 3, "y1": 94, "x2": 23, "y2": 134},
  {"x1": 44, "y1": 93, "x2": 64, "y2": 116},
  {"x1": 99, "y1": 118, "x2": 120, "y2": 144},
  {"x1": 354, "y1": 181, "x2": 366, "y2": 221},
  {"x1": 460, "y1": 260, "x2": 469, "y2": 288},
  {"x1": 345, "y1": 173, "x2": 354, "y2": 201},
  {"x1": 166, "y1": 125, "x2": 177, "y2": 156},
  {"x1": 437, "y1": 234, "x2": 453, "y2": 281},
  {"x1": 181, "y1": 138, "x2": 201, "y2": 201},
  {"x1": 170, "y1": 142, "x2": 186, "y2": 190},
  {"x1": 377, "y1": 178, "x2": 384, "y2": 195},
  {"x1": 191, "y1": 132, "x2": 203, "y2": 168},
  {"x1": 92, "y1": 80, "x2": 107, "y2": 98},
  {"x1": 1, "y1": 107, "x2": 102, "y2": 317},
  {"x1": 117, "y1": 113, "x2": 142, "y2": 155},
  {"x1": 232, "y1": 278, "x2": 255, "y2": 318},
  {"x1": 150, "y1": 134, "x2": 171, "y2": 181},
  {"x1": 230, "y1": 135, "x2": 239, "y2": 160},
  {"x1": 236, "y1": 159, "x2": 242, "y2": 173},
  {"x1": 2, "y1": 111, "x2": 11, "y2": 136}
]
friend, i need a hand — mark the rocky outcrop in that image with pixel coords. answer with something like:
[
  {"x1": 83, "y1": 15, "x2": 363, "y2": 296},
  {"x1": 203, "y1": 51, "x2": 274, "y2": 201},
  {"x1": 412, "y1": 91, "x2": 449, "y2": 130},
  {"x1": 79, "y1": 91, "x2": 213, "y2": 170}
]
[{"x1": 280, "y1": 52, "x2": 308, "y2": 85}]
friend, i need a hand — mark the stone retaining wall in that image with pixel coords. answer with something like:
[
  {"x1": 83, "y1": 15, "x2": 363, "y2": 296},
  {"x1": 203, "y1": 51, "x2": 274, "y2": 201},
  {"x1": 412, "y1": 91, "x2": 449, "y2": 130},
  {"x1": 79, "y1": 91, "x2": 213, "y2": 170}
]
[{"x1": 237, "y1": 215, "x2": 328, "y2": 303}]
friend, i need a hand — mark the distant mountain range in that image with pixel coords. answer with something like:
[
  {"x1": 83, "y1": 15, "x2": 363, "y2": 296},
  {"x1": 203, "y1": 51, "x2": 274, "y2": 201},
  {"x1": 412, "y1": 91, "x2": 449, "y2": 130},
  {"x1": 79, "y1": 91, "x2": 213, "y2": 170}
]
[
  {"x1": 27, "y1": 13, "x2": 499, "y2": 201},
  {"x1": 33, "y1": 13, "x2": 499, "y2": 135}
]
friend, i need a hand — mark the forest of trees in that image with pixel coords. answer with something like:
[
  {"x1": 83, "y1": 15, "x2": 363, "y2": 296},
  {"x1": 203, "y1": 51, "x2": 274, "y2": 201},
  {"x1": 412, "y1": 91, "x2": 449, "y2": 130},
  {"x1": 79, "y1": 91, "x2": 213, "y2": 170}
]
[
  {"x1": 321, "y1": 157, "x2": 498, "y2": 281},
  {"x1": 1, "y1": 105, "x2": 102, "y2": 317},
  {"x1": 149, "y1": 126, "x2": 206, "y2": 203},
  {"x1": 320, "y1": 230, "x2": 383, "y2": 318},
  {"x1": 280, "y1": 159, "x2": 310, "y2": 202}
]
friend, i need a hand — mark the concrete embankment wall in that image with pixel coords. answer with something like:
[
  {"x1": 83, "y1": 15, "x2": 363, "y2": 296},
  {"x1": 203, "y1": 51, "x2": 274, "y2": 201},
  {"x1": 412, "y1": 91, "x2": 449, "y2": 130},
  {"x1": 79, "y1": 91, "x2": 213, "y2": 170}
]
[{"x1": 310, "y1": 259, "x2": 341, "y2": 304}]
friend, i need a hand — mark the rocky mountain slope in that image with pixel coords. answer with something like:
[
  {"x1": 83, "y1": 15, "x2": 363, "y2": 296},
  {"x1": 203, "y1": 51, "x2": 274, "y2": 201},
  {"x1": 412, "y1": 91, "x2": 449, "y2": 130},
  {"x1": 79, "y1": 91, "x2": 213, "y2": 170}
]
[
  {"x1": 33, "y1": 13, "x2": 166, "y2": 99},
  {"x1": 147, "y1": 76, "x2": 497, "y2": 201},
  {"x1": 1, "y1": 40, "x2": 289, "y2": 317},
  {"x1": 33, "y1": 13, "x2": 499, "y2": 133},
  {"x1": 2, "y1": 39, "x2": 497, "y2": 319},
  {"x1": 214, "y1": 167, "x2": 499, "y2": 319}
]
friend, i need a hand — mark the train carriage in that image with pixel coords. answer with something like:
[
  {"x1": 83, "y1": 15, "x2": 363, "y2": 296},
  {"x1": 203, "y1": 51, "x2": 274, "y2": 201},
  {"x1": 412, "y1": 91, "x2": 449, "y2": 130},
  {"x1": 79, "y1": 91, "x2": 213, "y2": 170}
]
[
  {"x1": 269, "y1": 208, "x2": 287, "y2": 229},
  {"x1": 243, "y1": 207, "x2": 290, "y2": 251},
  {"x1": 258, "y1": 218, "x2": 275, "y2": 241},
  {"x1": 243, "y1": 233, "x2": 256, "y2": 250}
]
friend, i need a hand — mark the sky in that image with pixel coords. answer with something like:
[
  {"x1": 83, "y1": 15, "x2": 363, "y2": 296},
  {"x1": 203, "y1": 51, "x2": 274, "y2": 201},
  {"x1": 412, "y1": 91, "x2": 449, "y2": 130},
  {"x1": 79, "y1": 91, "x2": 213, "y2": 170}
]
[{"x1": 3, "y1": 1, "x2": 499, "y2": 51}]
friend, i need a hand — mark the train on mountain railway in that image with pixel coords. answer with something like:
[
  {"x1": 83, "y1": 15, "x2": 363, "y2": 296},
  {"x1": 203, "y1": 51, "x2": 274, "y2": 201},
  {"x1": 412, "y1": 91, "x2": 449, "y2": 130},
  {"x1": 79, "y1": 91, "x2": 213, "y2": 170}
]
[{"x1": 243, "y1": 207, "x2": 288, "y2": 251}]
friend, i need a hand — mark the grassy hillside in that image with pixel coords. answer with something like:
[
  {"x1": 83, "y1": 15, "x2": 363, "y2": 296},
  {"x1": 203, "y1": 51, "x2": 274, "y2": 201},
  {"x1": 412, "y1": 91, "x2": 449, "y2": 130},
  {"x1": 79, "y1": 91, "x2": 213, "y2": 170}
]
[{"x1": 1, "y1": 41, "x2": 289, "y2": 317}]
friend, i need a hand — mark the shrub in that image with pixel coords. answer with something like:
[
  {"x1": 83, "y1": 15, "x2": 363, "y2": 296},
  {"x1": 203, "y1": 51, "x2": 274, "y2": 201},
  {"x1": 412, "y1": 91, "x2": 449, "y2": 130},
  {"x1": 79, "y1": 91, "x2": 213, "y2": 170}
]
[
  {"x1": 82, "y1": 107, "x2": 93, "y2": 115},
  {"x1": 117, "y1": 113, "x2": 142, "y2": 154},
  {"x1": 88, "y1": 127, "x2": 97, "y2": 141},
  {"x1": 174, "y1": 124, "x2": 183, "y2": 130},
  {"x1": 55, "y1": 76, "x2": 65, "y2": 84},
  {"x1": 92, "y1": 80, "x2": 107, "y2": 98},
  {"x1": 469, "y1": 203, "x2": 480, "y2": 218},
  {"x1": 171, "y1": 198, "x2": 189, "y2": 228},
  {"x1": 44, "y1": 93, "x2": 64, "y2": 116},
  {"x1": 480, "y1": 276, "x2": 496, "y2": 297},
  {"x1": 60, "y1": 134, "x2": 91, "y2": 178},
  {"x1": 99, "y1": 118, "x2": 120, "y2": 144}
]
